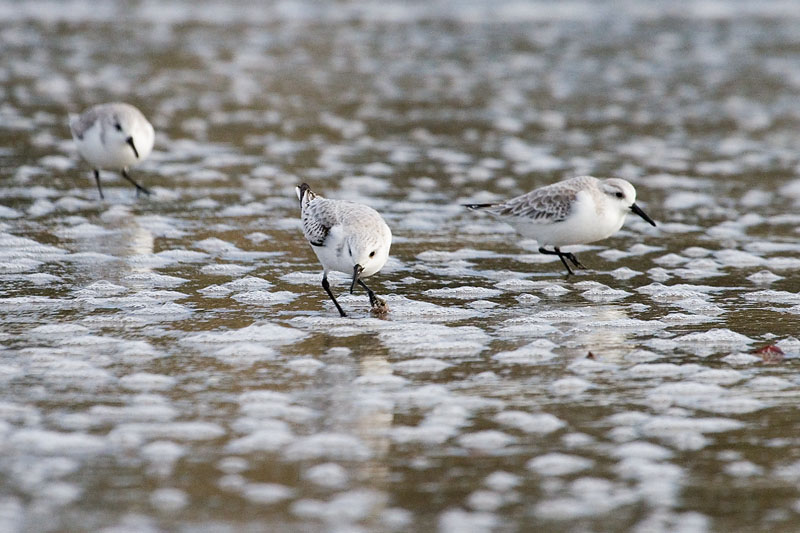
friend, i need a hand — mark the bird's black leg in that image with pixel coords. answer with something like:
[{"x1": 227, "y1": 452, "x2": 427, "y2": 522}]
[
  {"x1": 357, "y1": 279, "x2": 379, "y2": 307},
  {"x1": 539, "y1": 246, "x2": 584, "y2": 276},
  {"x1": 358, "y1": 279, "x2": 388, "y2": 315},
  {"x1": 562, "y1": 249, "x2": 585, "y2": 269},
  {"x1": 322, "y1": 274, "x2": 347, "y2": 317},
  {"x1": 121, "y1": 168, "x2": 151, "y2": 197},
  {"x1": 93, "y1": 169, "x2": 104, "y2": 199}
]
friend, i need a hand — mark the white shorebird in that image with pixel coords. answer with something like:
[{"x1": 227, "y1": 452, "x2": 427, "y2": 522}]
[
  {"x1": 296, "y1": 183, "x2": 392, "y2": 317},
  {"x1": 464, "y1": 176, "x2": 656, "y2": 275},
  {"x1": 69, "y1": 102, "x2": 154, "y2": 199}
]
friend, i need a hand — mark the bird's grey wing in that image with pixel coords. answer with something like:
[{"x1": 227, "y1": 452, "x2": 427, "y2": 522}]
[
  {"x1": 69, "y1": 108, "x2": 99, "y2": 140},
  {"x1": 496, "y1": 187, "x2": 578, "y2": 223},
  {"x1": 302, "y1": 200, "x2": 338, "y2": 247}
]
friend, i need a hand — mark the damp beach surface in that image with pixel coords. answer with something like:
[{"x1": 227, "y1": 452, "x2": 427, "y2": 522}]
[{"x1": 2, "y1": 1, "x2": 800, "y2": 531}]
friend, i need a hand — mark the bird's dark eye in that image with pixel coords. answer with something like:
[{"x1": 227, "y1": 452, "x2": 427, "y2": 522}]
[
  {"x1": 615, "y1": 192, "x2": 624, "y2": 199},
  {"x1": 115, "y1": 123, "x2": 122, "y2": 131},
  {"x1": 369, "y1": 251, "x2": 375, "y2": 258}
]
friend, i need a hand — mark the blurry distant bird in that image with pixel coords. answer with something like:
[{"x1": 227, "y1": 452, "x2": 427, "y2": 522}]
[{"x1": 69, "y1": 102, "x2": 154, "y2": 199}]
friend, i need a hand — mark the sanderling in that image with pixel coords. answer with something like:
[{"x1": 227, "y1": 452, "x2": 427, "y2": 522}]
[
  {"x1": 296, "y1": 183, "x2": 392, "y2": 317},
  {"x1": 69, "y1": 102, "x2": 154, "y2": 199},
  {"x1": 464, "y1": 176, "x2": 656, "y2": 275}
]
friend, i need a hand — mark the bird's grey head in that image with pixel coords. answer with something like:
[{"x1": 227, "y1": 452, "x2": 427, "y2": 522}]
[
  {"x1": 602, "y1": 178, "x2": 656, "y2": 227},
  {"x1": 104, "y1": 109, "x2": 141, "y2": 159},
  {"x1": 347, "y1": 230, "x2": 391, "y2": 293},
  {"x1": 601, "y1": 178, "x2": 637, "y2": 206}
]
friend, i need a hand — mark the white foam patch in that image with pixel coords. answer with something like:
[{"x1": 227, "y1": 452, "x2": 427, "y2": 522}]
[
  {"x1": 0, "y1": 365, "x2": 23, "y2": 383},
  {"x1": 198, "y1": 284, "x2": 232, "y2": 297},
  {"x1": 484, "y1": 471, "x2": 521, "y2": 492},
  {"x1": 156, "y1": 249, "x2": 210, "y2": 263},
  {"x1": 0, "y1": 205, "x2": 22, "y2": 218},
  {"x1": 378, "y1": 295, "x2": 481, "y2": 322},
  {"x1": 379, "y1": 323, "x2": 488, "y2": 358},
  {"x1": 55, "y1": 223, "x2": 115, "y2": 239},
  {"x1": 126, "y1": 254, "x2": 176, "y2": 270},
  {"x1": 391, "y1": 424, "x2": 458, "y2": 445},
  {"x1": 494, "y1": 411, "x2": 566, "y2": 434},
  {"x1": 493, "y1": 278, "x2": 540, "y2": 292},
  {"x1": 225, "y1": 425, "x2": 294, "y2": 454},
  {"x1": 417, "y1": 248, "x2": 497, "y2": 262},
  {"x1": 535, "y1": 477, "x2": 638, "y2": 520},
  {"x1": 129, "y1": 302, "x2": 193, "y2": 321},
  {"x1": 194, "y1": 237, "x2": 240, "y2": 254},
  {"x1": 438, "y1": 508, "x2": 499, "y2": 533},
  {"x1": 0, "y1": 233, "x2": 68, "y2": 261},
  {"x1": 653, "y1": 253, "x2": 689, "y2": 267},
  {"x1": 200, "y1": 263, "x2": 255, "y2": 276},
  {"x1": 109, "y1": 422, "x2": 226, "y2": 442},
  {"x1": 28, "y1": 323, "x2": 90, "y2": 338},
  {"x1": 181, "y1": 322, "x2": 308, "y2": 346},
  {"x1": 467, "y1": 489, "x2": 504, "y2": 512},
  {"x1": 492, "y1": 341, "x2": 557, "y2": 365},
  {"x1": 119, "y1": 373, "x2": 178, "y2": 392},
  {"x1": 31, "y1": 357, "x2": 115, "y2": 388},
  {"x1": 219, "y1": 276, "x2": 274, "y2": 291},
  {"x1": 527, "y1": 453, "x2": 593, "y2": 476},
  {"x1": 286, "y1": 358, "x2": 325, "y2": 375},
  {"x1": 648, "y1": 382, "x2": 752, "y2": 412},
  {"x1": 746, "y1": 376, "x2": 793, "y2": 390},
  {"x1": 283, "y1": 433, "x2": 372, "y2": 461},
  {"x1": 231, "y1": 290, "x2": 297, "y2": 305},
  {"x1": 0, "y1": 257, "x2": 42, "y2": 273},
  {"x1": 423, "y1": 286, "x2": 503, "y2": 300},
  {"x1": 611, "y1": 441, "x2": 674, "y2": 461},
  {"x1": 292, "y1": 489, "x2": 385, "y2": 524},
  {"x1": 240, "y1": 483, "x2": 294, "y2": 505},
  {"x1": 640, "y1": 415, "x2": 745, "y2": 442},
  {"x1": 122, "y1": 272, "x2": 188, "y2": 288},
  {"x1": 88, "y1": 395, "x2": 178, "y2": 423},
  {"x1": 235, "y1": 399, "x2": 316, "y2": 424},
  {"x1": 206, "y1": 343, "x2": 278, "y2": 366},
  {"x1": 0, "y1": 296, "x2": 77, "y2": 312},
  {"x1": 614, "y1": 457, "x2": 684, "y2": 505},
  {"x1": 150, "y1": 488, "x2": 189, "y2": 512},
  {"x1": 74, "y1": 280, "x2": 128, "y2": 297},
  {"x1": 673, "y1": 329, "x2": 754, "y2": 356},
  {"x1": 392, "y1": 358, "x2": 452, "y2": 374},
  {"x1": 549, "y1": 377, "x2": 593, "y2": 395},
  {"x1": 7, "y1": 429, "x2": 108, "y2": 456},
  {"x1": 302, "y1": 463, "x2": 349, "y2": 489},
  {"x1": 744, "y1": 290, "x2": 800, "y2": 305},
  {"x1": 746, "y1": 270, "x2": 783, "y2": 284},
  {"x1": 458, "y1": 430, "x2": 516, "y2": 451},
  {"x1": 626, "y1": 363, "x2": 703, "y2": 379},
  {"x1": 721, "y1": 352, "x2": 762, "y2": 366},
  {"x1": 20, "y1": 272, "x2": 62, "y2": 285},
  {"x1": 580, "y1": 286, "x2": 632, "y2": 302},
  {"x1": 280, "y1": 271, "x2": 320, "y2": 285},
  {"x1": 692, "y1": 368, "x2": 745, "y2": 385},
  {"x1": 495, "y1": 317, "x2": 560, "y2": 338}
]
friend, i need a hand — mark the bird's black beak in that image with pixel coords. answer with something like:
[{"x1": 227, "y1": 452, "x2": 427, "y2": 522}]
[
  {"x1": 126, "y1": 136, "x2": 140, "y2": 159},
  {"x1": 630, "y1": 203, "x2": 656, "y2": 227},
  {"x1": 350, "y1": 264, "x2": 364, "y2": 294}
]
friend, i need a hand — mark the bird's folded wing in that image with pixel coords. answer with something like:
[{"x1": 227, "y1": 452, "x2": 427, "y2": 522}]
[
  {"x1": 302, "y1": 201, "x2": 337, "y2": 246},
  {"x1": 497, "y1": 188, "x2": 577, "y2": 223},
  {"x1": 69, "y1": 108, "x2": 99, "y2": 140}
]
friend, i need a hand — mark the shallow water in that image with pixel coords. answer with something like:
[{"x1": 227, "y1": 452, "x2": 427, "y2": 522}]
[{"x1": 2, "y1": 1, "x2": 800, "y2": 531}]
